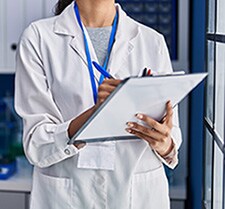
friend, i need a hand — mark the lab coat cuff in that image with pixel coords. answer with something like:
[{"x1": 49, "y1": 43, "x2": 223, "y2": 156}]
[
  {"x1": 36, "y1": 120, "x2": 80, "y2": 168},
  {"x1": 54, "y1": 120, "x2": 79, "y2": 158},
  {"x1": 153, "y1": 145, "x2": 178, "y2": 169},
  {"x1": 153, "y1": 130, "x2": 179, "y2": 169}
]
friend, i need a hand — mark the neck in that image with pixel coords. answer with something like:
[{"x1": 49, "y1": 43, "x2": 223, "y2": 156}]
[{"x1": 76, "y1": 0, "x2": 116, "y2": 27}]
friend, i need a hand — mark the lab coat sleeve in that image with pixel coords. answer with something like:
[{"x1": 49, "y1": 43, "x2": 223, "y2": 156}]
[
  {"x1": 15, "y1": 24, "x2": 79, "y2": 168},
  {"x1": 153, "y1": 35, "x2": 182, "y2": 169}
]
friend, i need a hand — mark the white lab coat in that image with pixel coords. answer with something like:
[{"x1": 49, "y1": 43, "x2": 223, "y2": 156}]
[{"x1": 15, "y1": 2, "x2": 182, "y2": 209}]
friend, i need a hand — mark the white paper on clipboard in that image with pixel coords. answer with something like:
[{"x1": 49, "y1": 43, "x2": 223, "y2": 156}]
[{"x1": 69, "y1": 73, "x2": 207, "y2": 144}]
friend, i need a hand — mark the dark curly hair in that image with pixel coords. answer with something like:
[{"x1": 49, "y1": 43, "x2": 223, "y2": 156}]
[{"x1": 55, "y1": 0, "x2": 74, "y2": 15}]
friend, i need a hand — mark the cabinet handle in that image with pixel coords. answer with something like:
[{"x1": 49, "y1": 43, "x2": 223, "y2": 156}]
[{"x1": 11, "y1": 43, "x2": 17, "y2": 51}]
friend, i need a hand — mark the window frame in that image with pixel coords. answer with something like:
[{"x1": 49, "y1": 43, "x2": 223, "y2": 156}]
[{"x1": 204, "y1": 0, "x2": 225, "y2": 208}]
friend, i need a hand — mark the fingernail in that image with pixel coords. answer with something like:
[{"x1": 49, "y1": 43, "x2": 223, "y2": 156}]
[
  {"x1": 77, "y1": 143, "x2": 86, "y2": 149},
  {"x1": 125, "y1": 128, "x2": 132, "y2": 133},
  {"x1": 126, "y1": 122, "x2": 134, "y2": 128},
  {"x1": 135, "y1": 113, "x2": 143, "y2": 119},
  {"x1": 74, "y1": 141, "x2": 86, "y2": 149}
]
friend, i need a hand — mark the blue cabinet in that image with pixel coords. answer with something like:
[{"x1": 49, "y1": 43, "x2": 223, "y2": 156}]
[{"x1": 116, "y1": 0, "x2": 177, "y2": 60}]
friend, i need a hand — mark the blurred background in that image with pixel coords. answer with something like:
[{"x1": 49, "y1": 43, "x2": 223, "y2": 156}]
[{"x1": 0, "y1": 0, "x2": 224, "y2": 209}]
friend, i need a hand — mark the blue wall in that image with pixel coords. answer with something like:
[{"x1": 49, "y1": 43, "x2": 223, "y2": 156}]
[{"x1": 188, "y1": 0, "x2": 206, "y2": 208}]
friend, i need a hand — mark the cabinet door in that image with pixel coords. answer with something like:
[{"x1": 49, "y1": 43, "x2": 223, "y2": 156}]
[
  {"x1": 5, "y1": 0, "x2": 25, "y2": 71},
  {"x1": 0, "y1": 192, "x2": 26, "y2": 209},
  {"x1": 3, "y1": 0, "x2": 44, "y2": 73},
  {"x1": 24, "y1": 0, "x2": 44, "y2": 28},
  {"x1": 44, "y1": 0, "x2": 58, "y2": 17}
]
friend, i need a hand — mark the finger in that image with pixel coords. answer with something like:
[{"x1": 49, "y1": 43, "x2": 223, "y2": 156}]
[
  {"x1": 126, "y1": 122, "x2": 164, "y2": 141},
  {"x1": 98, "y1": 91, "x2": 111, "y2": 103},
  {"x1": 102, "y1": 79, "x2": 122, "y2": 87},
  {"x1": 166, "y1": 101, "x2": 173, "y2": 118},
  {"x1": 135, "y1": 113, "x2": 166, "y2": 133},
  {"x1": 165, "y1": 101, "x2": 173, "y2": 128},
  {"x1": 161, "y1": 116, "x2": 167, "y2": 123},
  {"x1": 98, "y1": 83, "x2": 116, "y2": 93},
  {"x1": 125, "y1": 128, "x2": 159, "y2": 149},
  {"x1": 97, "y1": 81, "x2": 119, "y2": 104},
  {"x1": 73, "y1": 140, "x2": 86, "y2": 149}
]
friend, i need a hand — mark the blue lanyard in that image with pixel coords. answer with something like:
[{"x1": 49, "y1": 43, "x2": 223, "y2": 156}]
[{"x1": 74, "y1": 2, "x2": 118, "y2": 104}]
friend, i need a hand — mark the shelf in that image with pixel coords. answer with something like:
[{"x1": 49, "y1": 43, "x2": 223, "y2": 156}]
[
  {"x1": 0, "y1": 157, "x2": 32, "y2": 193},
  {"x1": 0, "y1": 68, "x2": 15, "y2": 74}
]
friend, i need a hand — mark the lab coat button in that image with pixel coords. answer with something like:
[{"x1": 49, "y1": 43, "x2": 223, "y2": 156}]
[
  {"x1": 96, "y1": 177, "x2": 105, "y2": 185},
  {"x1": 64, "y1": 149, "x2": 70, "y2": 155}
]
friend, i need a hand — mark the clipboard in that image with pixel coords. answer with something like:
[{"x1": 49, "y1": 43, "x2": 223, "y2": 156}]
[{"x1": 69, "y1": 73, "x2": 207, "y2": 144}]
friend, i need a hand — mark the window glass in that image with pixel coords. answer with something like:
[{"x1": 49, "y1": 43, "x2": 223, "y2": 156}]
[
  {"x1": 208, "y1": 0, "x2": 215, "y2": 33},
  {"x1": 206, "y1": 0, "x2": 225, "y2": 208},
  {"x1": 203, "y1": 128, "x2": 213, "y2": 209},
  {"x1": 215, "y1": 42, "x2": 225, "y2": 142},
  {"x1": 206, "y1": 41, "x2": 214, "y2": 123},
  {"x1": 213, "y1": 142, "x2": 224, "y2": 209},
  {"x1": 217, "y1": 0, "x2": 225, "y2": 34}
]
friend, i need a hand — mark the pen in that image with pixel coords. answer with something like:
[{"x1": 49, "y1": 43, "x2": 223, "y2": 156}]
[
  {"x1": 141, "y1": 68, "x2": 147, "y2": 77},
  {"x1": 92, "y1": 61, "x2": 115, "y2": 79},
  {"x1": 141, "y1": 67, "x2": 152, "y2": 77}
]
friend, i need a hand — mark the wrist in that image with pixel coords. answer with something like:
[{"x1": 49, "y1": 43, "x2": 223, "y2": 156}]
[
  {"x1": 68, "y1": 105, "x2": 97, "y2": 138},
  {"x1": 160, "y1": 138, "x2": 174, "y2": 158}
]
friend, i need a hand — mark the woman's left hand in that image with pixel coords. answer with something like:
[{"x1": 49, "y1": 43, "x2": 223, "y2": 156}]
[{"x1": 126, "y1": 101, "x2": 174, "y2": 157}]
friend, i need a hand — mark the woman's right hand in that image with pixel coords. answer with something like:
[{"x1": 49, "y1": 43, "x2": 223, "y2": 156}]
[
  {"x1": 96, "y1": 79, "x2": 122, "y2": 107},
  {"x1": 68, "y1": 79, "x2": 121, "y2": 143}
]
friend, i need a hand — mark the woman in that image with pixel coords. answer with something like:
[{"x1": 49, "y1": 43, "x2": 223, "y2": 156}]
[{"x1": 15, "y1": 0, "x2": 182, "y2": 208}]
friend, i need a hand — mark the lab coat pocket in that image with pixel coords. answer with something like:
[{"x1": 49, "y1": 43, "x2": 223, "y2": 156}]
[
  {"x1": 131, "y1": 165, "x2": 170, "y2": 209},
  {"x1": 30, "y1": 171, "x2": 73, "y2": 209}
]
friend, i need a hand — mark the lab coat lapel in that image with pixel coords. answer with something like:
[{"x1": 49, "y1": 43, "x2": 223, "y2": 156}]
[
  {"x1": 108, "y1": 5, "x2": 140, "y2": 77},
  {"x1": 107, "y1": 39, "x2": 134, "y2": 77},
  {"x1": 69, "y1": 35, "x2": 87, "y2": 65},
  {"x1": 69, "y1": 34, "x2": 99, "y2": 65},
  {"x1": 53, "y1": 2, "x2": 101, "y2": 82},
  {"x1": 53, "y1": 2, "x2": 140, "y2": 80},
  {"x1": 53, "y1": 2, "x2": 87, "y2": 64},
  {"x1": 69, "y1": 32, "x2": 101, "y2": 83}
]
